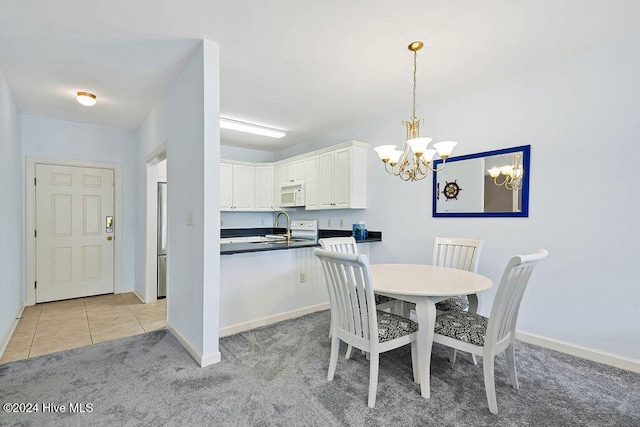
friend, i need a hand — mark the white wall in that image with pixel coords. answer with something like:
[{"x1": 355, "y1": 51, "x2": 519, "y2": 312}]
[
  {"x1": 0, "y1": 69, "x2": 23, "y2": 348},
  {"x1": 230, "y1": 34, "x2": 640, "y2": 360},
  {"x1": 21, "y1": 115, "x2": 138, "y2": 291},
  {"x1": 136, "y1": 40, "x2": 221, "y2": 366},
  {"x1": 419, "y1": 34, "x2": 640, "y2": 360},
  {"x1": 221, "y1": 145, "x2": 274, "y2": 163}
]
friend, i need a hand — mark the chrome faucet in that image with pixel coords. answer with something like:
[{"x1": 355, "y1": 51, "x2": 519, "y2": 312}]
[{"x1": 274, "y1": 210, "x2": 291, "y2": 243}]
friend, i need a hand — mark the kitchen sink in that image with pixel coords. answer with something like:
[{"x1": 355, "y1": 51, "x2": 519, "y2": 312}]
[{"x1": 251, "y1": 238, "x2": 314, "y2": 244}]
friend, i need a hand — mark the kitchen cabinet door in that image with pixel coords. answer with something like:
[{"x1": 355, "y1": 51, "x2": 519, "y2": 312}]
[
  {"x1": 282, "y1": 159, "x2": 306, "y2": 184},
  {"x1": 221, "y1": 162, "x2": 255, "y2": 211},
  {"x1": 334, "y1": 147, "x2": 352, "y2": 208},
  {"x1": 318, "y1": 151, "x2": 335, "y2": 209},
  {"x1": 255, "y1": 165, "x2": 275, "y2": 211},
  {"x1": 304, "y1": 155, "x2": 319, "y2": 209},
  {"x1": 220, "y1": 163, "x2": 233, "y2": 210},
  {"x1": 232, "y1": 164, "x2": 255, "y2": 210}
]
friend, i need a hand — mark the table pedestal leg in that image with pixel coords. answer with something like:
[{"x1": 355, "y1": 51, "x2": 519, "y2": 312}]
[{"x1": 415, "y1": 298, "x2": 436, "y2": 399}]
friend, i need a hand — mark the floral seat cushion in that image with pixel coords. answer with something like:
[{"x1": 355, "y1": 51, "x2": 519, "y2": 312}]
[
  {"x1": 435, "y1": 295, "x2": 469, "y2": 312},
  {"x1": 375, "y1": 294, "x2": 394, "y2": 306},
  {"x1": 376, "y1": 310, "x2": 418, "y2": 343},
  {"x1": 434, "y1": 311, "x2": 488, "y2": 347}
]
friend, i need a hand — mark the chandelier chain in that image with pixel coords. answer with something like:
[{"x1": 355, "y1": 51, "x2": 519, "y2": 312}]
[{"x1": 412, "y1": 49, "x2": 417, "y2": 121}]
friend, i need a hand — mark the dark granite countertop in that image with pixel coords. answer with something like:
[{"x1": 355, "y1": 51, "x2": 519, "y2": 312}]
[{"x1": 220, "y1": 229, "x2": 381, "y2": 255}]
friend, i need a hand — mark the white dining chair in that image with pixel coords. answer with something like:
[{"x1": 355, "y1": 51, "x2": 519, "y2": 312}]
[
  {"x1": 432, "y1": 237, "x2": 485, "y2": 313},
  {"x1": 432, "y1": 249, "x2": 548, "y2": 414},
  {"x1": 405, "y1": 237, "x2": 485, "y2": 364},
  {"x1": 319, "y1": 237, "x2": 395, "y2": 310},
  {"x1": 314, "y1": 248, "x2": 419, "y2": 408}
]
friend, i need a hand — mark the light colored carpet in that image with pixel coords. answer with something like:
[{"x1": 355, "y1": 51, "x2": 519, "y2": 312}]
[{"x1": 1, "y1": 310, "x2": 638, "y2": 426}]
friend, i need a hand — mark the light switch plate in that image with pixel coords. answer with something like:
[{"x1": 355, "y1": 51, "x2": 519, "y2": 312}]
[{"x1": 186, "y1": 212, "x2": 194, "y2": 226}]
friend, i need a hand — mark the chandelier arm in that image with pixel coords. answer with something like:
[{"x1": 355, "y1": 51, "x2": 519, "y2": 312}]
[
  {"x1": 425, "y1": 160, "x2": 449, "y2": 173},
  {"x1": 399, "y1": 165, "x2": 412, "y2": 181},
  {"x1": 414, "y1": 155, "x2": 429, "y2": 179},
  {"x1": 493, "y1": 176, "x2": 508, "y2": 187},
  {"x1": 385, "y1": 161, "x2": 401, "y2": 177},
  {"x1": 505, "y1": 180, "x2": 514, "y2": 191}
]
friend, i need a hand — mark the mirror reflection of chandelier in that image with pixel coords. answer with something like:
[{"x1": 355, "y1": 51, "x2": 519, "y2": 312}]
[
  {"x1": 374, "y1": 41, "x2": 458, "y2": 182},
  {"x1": 487, "y1": 153, "x2": 524, "y2": 190}
]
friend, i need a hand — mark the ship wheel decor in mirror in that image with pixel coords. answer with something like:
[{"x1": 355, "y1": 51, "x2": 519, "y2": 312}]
[
  {"x1": 374, "y1": 41, "x2": 459, "y2": 182},
  {"x1": 438, "y1": 180, "x2": 462, "y2": 200}
]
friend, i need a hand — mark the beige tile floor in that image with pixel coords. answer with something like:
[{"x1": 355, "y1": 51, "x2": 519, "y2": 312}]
[{"x1": 0, "y1": 293, "x2": 166, "y2": 364}]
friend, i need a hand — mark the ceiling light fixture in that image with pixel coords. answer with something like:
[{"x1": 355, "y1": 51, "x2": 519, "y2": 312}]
[
  {"x1": 487, "y1": 153, "x2": 524, "y2": 191},
  {"x1": 219, "y1": 117, "x2": 286, "y2": 139},
  {"x1": 374, "y1": 41, "x2": 458, "y2": 182},
  {"x1": 76, "y1": 91, "x2": 97, "y2": 106}
]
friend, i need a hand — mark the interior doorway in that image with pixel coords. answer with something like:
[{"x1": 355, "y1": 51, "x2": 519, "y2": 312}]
[{"x1": 144, "y1": 144, "x2": 168, "y2": 303}]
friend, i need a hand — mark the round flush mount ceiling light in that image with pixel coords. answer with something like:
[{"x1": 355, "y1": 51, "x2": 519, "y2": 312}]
[{"x1": 76, "y1": 91, "x2": 97, "y2": 106}]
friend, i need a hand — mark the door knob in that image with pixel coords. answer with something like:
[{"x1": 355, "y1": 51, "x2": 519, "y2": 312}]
[{"x1": 107, "y1": 236, "x2": 113, "y2": 241}]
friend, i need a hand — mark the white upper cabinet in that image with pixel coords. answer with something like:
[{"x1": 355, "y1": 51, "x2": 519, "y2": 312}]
[
  {"x1": 281, "y1": 159, "x2": 306, "y2": 184},
  {"x1": 254, "y1": 165, "x2": 275, "y2": 211},
  {"x1": 334, "y1": 147, "x2": 353, "y2": 208},
  {"x1": 310, "y1": 142, "x2": 368, "y2": 210},
  {"x1": 317, "y1": 151, "x2": 335, "y2": 209},
  {"x1": 220, "y1": 162, "x2": 255, "y2": 211},
  {"x1": 222, "y1": 140, "x2": 368, "y2": 212},
  {"x1": 220, "y1": 163, "x2": 233, "y2": 210},
  {"x1": 304, "y1": 155, "x2": 319, "y2": 209}
]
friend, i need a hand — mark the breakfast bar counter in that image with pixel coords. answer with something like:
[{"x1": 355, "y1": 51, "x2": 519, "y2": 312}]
[{"x1": 220, "y1": 228, "x2": 382, "y2": 255}]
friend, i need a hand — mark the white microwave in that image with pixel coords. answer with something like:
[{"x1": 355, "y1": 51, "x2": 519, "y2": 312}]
[{"x1": 280, "y1": 181, "x2": 305, "y2": 207}]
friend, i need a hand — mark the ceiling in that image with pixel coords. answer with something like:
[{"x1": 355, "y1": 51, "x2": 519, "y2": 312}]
[{"x1": 1, "y1": 1, "x2": 638, "y2": 151}]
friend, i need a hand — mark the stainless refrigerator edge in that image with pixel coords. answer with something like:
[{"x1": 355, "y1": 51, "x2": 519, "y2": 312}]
[{"x1": 157, "y1": 182, "x2": 167, "y2": 298}]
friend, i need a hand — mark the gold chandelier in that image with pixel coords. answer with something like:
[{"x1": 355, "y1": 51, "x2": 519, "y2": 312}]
[
  {"x1": 487, "y1": 153, "x2": 524, "y2": 190},
  {"x1": 374, "y1": 41, "x2": 457, "y2": 182}
]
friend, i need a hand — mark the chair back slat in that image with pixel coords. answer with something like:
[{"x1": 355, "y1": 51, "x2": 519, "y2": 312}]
[
  {"x1": 486, "y1": 250, "x2": 548, "y2": 346},
  {"x1": 316, "y1": 249, "x2": 376, "y2": 343},
  {"x1": 433, "y1": 237, "x2": 485, "y2": 273},
  {"x1": 319, "y1": 237, "x2": 358, "y2": 254}
]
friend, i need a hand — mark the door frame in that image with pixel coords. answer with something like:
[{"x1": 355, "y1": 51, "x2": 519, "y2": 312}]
[
  {"x1": 25, "y1": 157, "x2": 123, "y2": 306},
  {"x1": 143, "y1": 143, "x2": 168, "y2": 304}
]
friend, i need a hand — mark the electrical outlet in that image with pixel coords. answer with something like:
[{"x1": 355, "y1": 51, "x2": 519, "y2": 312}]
[
  {"x1": 340, "y1": 219, "x2": 344, "y2": 228},
  {"x1": 299, "y1": 272, "x2": 306, "y2": 283},
  {"x1": 328, "y1": 219, "x2": 332, "y2": 227},
  {"x1": 186, "y1": 212, "x2": 194, "y2": 226}
]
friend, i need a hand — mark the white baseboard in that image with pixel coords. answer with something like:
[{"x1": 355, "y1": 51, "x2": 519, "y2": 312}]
[
  {"x1": 220, "y1": 302, "x2": 330, "y2": 338},
  {"x1": 516, "y1": 330, "x2": 640, "y2": 373},
  {"x1": 0, "y1": 305, "x2": 25, "y2": 360},
  {"x1": 166, "y1": 321, "x2": 221, "y2": 367}
]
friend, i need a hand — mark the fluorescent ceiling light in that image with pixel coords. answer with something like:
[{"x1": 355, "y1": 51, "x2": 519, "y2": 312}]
[
  {"x1": 219, "y1": 117, "x2": 286, "y2": 139},
  {"x1": 76, "y1": 91, "x2": 97, "y2": 106}
]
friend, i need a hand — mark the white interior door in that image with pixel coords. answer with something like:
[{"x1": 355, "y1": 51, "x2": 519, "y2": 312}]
[{"x1": 35, "y1": 164, "x2": 115, "y2": 302}]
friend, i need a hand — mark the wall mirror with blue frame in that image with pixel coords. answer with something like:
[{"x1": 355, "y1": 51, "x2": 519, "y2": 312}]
[{"x1": 432, "y1": 145, "x2": 530, "y2": 217}]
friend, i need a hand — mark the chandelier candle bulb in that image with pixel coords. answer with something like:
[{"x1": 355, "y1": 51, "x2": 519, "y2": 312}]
[
  {"x1": 373, "y1": 145, "x2": 397, "y2": 162},
  {"x1": 433, "y1": 141, "x2": 458, "y2": 159},
  {"x1": 407, "y1": 137, "x2": 432, "y2": 156},
  {"x1": 421, "y1": 149, "x2": 437, "y2": 163}
]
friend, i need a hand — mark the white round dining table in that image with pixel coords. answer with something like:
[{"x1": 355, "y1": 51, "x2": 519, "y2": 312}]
[{"x1": 370, "y1": 264, "x2": 493, "y2": 399}]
